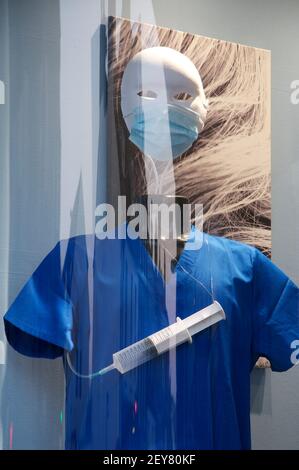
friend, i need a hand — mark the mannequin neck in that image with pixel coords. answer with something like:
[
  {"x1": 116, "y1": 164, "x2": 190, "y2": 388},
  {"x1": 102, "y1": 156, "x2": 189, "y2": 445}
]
[
  {"x1": 136, "y1": 194, "x2": 191, "y2": 280},
  {"x1": 138, "y1": 194, "x2": 190, "y2": 240}
]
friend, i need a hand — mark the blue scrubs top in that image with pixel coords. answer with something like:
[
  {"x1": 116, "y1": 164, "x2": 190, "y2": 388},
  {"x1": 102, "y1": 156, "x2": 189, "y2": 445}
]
[{"x1": 3, "y1": 229, "x2": 299, "y2": 449}]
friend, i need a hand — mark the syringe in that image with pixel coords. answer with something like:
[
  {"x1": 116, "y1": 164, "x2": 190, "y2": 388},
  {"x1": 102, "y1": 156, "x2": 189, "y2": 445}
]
[{"x1": 99, "y1": 301, "x2": 225, "y2": 375}]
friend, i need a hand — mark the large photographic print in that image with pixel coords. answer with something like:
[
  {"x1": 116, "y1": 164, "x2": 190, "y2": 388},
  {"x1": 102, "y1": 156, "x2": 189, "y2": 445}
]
[{"x1": 108, "y1": 16, "x2": 271, "y2": 256}]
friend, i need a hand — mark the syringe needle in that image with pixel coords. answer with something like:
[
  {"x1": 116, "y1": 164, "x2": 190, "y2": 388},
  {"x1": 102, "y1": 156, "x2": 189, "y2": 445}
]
[{"x1": 99, "y1": 364, "x2": 115, "y2": 375}]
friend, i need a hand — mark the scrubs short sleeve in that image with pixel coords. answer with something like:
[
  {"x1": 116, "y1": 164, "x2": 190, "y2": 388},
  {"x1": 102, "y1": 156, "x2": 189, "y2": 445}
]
[
  {"x1": 3, "y1": 241, "x2": 74, "y2": 359},
  {"x1": 252, "y1": 247, "x2": 299, "y2": 371}
]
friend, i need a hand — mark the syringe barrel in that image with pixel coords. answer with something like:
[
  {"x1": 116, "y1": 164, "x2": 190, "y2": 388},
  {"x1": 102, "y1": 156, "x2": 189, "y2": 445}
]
[
  {"x1": 184, "y1": 301, "x2": 225, "y2": 336},
  {"x1": 113, "y1": 337, "x2": 158, "y2": 374},
  {"x1": 149, "y1": 301, "x2": 225, "y2": 355},
  {"x1": 148, "y1": 318, "x2": 191, "y2": 354}
]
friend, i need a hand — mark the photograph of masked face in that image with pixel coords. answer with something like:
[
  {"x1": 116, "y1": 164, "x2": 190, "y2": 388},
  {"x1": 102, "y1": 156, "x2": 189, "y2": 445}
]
[{"x1": 107, "y1": 16, "x2": 271, "y2": 256}]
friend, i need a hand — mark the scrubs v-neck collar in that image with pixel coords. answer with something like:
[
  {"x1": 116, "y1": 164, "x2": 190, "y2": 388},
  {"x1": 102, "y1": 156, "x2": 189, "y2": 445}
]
[{"x1": 125, "y1": 224, "x2": 208, "y2": 298}]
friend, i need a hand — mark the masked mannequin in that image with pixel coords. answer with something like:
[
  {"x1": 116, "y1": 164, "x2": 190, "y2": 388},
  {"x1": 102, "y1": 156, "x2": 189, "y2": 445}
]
[{"x1": 121, "y1": 47, "x2": 208, "y2": 279}]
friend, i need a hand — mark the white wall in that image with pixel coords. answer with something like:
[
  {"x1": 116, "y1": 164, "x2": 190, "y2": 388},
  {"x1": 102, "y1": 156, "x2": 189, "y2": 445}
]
[{"x1": 0, "y1": 0, "x2": 64, "y2": 449}]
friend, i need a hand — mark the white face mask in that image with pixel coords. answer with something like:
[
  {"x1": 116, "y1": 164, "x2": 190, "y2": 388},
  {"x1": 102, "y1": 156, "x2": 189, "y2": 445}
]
[{"x1": 121, "y1": 47, "x2": 208, "y2": 161}]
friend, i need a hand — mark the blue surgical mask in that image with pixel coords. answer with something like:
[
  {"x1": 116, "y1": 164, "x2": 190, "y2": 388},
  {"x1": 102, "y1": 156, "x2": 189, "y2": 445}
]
[{"x1": 128, "y1": 103, "x2": 201, "y2": 161}]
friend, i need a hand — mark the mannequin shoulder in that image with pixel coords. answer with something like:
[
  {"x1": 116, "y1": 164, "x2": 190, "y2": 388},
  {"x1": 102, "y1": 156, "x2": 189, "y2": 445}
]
[{"x1": 202, "y1": 232, "x2": 257, "y2": 266}]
